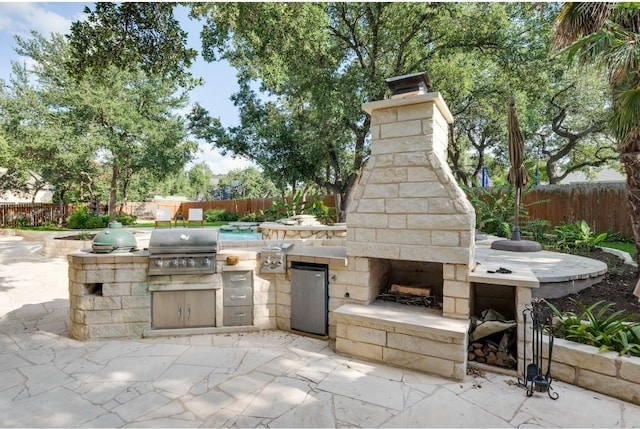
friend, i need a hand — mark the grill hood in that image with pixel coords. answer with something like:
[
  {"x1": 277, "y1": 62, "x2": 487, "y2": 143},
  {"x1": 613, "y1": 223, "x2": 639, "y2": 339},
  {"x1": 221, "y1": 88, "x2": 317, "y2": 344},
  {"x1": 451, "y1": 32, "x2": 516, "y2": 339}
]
[{"x1": 148, "y1": 228, "x2": 218, "y2": 254}]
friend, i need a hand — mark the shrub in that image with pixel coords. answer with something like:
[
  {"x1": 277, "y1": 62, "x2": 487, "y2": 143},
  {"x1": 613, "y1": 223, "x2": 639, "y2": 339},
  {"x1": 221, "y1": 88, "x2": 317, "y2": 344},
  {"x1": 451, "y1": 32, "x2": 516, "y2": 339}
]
[
  {"x1": 204, "y1": 209, "x2": 240, "y2": 222},
  {"x1": 547, "y1": 299, "x2": 640, "y2": 357},
  {"x1": 67, "y1": 206, "x2": 108, "y2": 229},
  {"x1": 240, "y1": 212, "x2": 266, "y2": 222},
  {"x1": 116, "y1": 214, "x2": 137, "y2": 226},
  {"x1": 463, "y1": 185, "x2": 548, "y2": 238},
  {"x1": 552, "y1": 220, "x2": 607, "y2": 252}
]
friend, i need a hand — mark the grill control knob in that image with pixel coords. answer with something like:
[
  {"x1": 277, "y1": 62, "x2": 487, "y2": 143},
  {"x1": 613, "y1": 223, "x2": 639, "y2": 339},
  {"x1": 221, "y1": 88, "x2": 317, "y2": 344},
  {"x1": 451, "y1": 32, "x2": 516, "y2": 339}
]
[
  {"x1": 155, "y1": 260, "x2": 163, "y2": 267},
  {"x1": 179, "y1": 258, "x2": 186, "y2": 267},
  {"x1": 187, "y1": 258, "x2": 195, "y2": 267},
  {"x1": 203, "y1": 257, "x2": 211, "y2": 266}
]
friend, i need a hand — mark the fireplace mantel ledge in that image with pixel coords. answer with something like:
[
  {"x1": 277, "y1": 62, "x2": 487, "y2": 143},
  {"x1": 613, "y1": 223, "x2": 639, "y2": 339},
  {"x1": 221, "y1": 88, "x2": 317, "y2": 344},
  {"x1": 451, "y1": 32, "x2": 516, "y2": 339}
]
[{"x1": 468, "y1": 266, "x2": 539, "y2": 289}]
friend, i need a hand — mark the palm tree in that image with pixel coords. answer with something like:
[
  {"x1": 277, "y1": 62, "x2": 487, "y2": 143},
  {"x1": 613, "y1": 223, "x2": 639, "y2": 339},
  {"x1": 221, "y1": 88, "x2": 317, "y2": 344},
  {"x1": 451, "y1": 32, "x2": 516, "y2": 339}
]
[{"x1": 553, "y1": 2, "x2": 640, "y2": 271}]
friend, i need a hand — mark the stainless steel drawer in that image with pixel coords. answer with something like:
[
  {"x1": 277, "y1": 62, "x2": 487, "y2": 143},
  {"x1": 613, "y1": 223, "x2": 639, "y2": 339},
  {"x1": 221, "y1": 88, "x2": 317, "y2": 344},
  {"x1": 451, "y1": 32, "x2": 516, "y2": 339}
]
[
  {"x1": 223, "y1": 286, "x2": 253, "y2": 306},
  {"x1": 223, "y1": 305, "x2": 253, "y2": 326},
  {"x1": 223, "y1": 271, "x2": 252, "y2": 288}
]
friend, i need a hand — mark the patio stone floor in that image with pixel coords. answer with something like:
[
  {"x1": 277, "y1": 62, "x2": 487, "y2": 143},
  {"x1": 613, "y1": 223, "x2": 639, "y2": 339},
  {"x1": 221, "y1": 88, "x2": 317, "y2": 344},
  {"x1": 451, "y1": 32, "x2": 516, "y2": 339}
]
[{"x1": 2, "y1": 235, "x2": 640, "y2": 428}]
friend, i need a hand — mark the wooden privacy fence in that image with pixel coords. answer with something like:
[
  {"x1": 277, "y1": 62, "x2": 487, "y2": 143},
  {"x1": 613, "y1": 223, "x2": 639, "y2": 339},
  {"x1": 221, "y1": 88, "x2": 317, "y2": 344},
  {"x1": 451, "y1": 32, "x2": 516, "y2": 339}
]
[
  {"x1": 0, "y1": 202, "x2": 65, "y2": 227},
  {"x1": 522, "y1": 182, "x2": 632, "y2": 238},
  {"x1": 180, "y1": 195, "x2": 337, "y2": 218}
]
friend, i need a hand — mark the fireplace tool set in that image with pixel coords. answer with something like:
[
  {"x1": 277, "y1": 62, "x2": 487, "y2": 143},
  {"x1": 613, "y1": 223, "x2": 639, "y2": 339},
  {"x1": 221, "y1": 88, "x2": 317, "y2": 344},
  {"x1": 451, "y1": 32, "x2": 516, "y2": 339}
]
[{"x1": 518, "y1": 299, "x2": 559, "y2": 399}]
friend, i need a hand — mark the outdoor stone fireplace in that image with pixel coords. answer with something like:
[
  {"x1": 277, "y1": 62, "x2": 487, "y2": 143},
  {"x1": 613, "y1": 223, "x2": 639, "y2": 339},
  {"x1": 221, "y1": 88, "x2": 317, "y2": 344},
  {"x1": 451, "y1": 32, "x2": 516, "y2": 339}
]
[{"x1": 334, "y1": 80, "x2": 477, "y2": 380}]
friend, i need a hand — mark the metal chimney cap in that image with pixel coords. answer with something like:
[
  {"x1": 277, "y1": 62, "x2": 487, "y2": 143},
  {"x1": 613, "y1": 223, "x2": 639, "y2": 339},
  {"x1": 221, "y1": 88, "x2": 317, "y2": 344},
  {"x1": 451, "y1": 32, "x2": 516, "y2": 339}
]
[{"x1": 385, "y1": 71, "x2": 432, "y2": 97}]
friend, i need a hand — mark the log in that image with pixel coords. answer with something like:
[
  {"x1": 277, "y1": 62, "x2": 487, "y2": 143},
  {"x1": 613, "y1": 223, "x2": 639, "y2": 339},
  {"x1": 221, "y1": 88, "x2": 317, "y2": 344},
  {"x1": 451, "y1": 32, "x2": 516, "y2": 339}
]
[{"x1": 390, "y1": 284, "x2": 431, "y2": 297}]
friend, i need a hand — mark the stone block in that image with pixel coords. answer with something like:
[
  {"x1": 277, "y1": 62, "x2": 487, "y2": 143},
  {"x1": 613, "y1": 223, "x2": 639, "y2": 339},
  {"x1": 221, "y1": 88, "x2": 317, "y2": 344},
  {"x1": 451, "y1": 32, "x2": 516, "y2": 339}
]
[
  {"x1": 115, "y1": 268, "x2": 147, "y2": 283},
  {"x1": 339, "y1": 324, "x2": 386, "y2": 346},
  {"x1": 276, "y1": 304, "x2": 291, "y2": 319},
  {"x1": 74, "y1": 296, "x2": 95, "y2": 311},
  {"x1": 577, "y1": 369, "x2": 640, "y2": 405},
  {"x1": 71, "y1": 324, "x2": 89, "y2": 341},
  {"x1": 407, "y1": 213, "x2": 474, "y2": 231},
  {"x1": 369, "y1": 167, "x2": 407, "y2": 184},
  {"x1": 346, "y1": 242, "x2": 400, "y2": 260},
  {"x1": 84, "y1": 310, "x2": 112, "y2": 324},
  {"x1": 353, "y1": 228, "x2": 377, "y2": 243},
  {"x1": 380, "y1": 120, "x2": 423, "y2": 139},
  {"x1": 102, "y1": 283, "x2": 131, "y2": 297},
  {"x1": 354, "y1": 257, "x2": 369, "y2": 272},
  {"x1": 336, "y1": 337, "x2": 383, "y2": 361},
  {"x1": 121, "y1": 322, "x2": 149, "y2": 337},
  {"x1": 376, "y1": 229, "x2": 430, "y2": 246},
  {"x1": 371, "y1": 108, "x2": 397, "y2": 124},
  {"x1": 619, "y1": 356, "x2": 640, "y2": 383},
  {"x1": 130, "y1": 283, "x2": 150, "y2": 296},
  {"x1": 370, "y1": 136, "x2": 430, "y2": 155},
  {"x1": 121, "y1": 295, "x2": 151, "y2": 309},
  {"x1": 551, "y1": 340, "x2": 618, "y2": 376},
  {"x1": 395, "y1": 152, "x2": 429, "y2": 167},
  {"x1": 443, "y1": 280, "x2": 470, "y2": 299},
  {"x1": 385, "y1": 198, "x2": 430, "y2": 214},
  {"x1": 276, "y1": 292, "x2": 291, "y2": 306},
  {"x1": 356, "y1": 198, "x2": 386, "y2": 213},
  {"x1": 442, "y1": 264, "x2": 456, "y2": 280},
  {"x1": 375, "y1": 153, "x2": 395, "y2": 167},
  {"x1": 93, "y1": 296, "x2": 122, "y2": 310},
  {"x1": 387, "y1": 215, "x2": 407, "y2": 229},
  {"x1": 455, "y1": 265, "x2": 469, "y2": 282},
  {"x1": 431, "y1": 231, "x2": 460, "y2": 247},
  {"x1": 382, "y1": 348, "x2": 458, "y2": 380},
  {"x1": 427, "y1": 198, "x2": 458, "y2": 214},
  {"x1": 89, "y1": 324, "x2": 126, "y2": 339},
  {"x1": 442, "y1": 297, "x2": 455, "y2": 315},
  {"x1": 399, "y1": 182, "x2": 447, "y2": 199},
  {"x1": 362, "y1": 184, "x2": 399, "y2": 199},
  {"x1": 455, "y1": 298, "x2": 470, "y2": 317},
  {"x1": 387, "y1": 332, "x2": 464, "y2": 362},
  {"x1": 399, "y1": 245, "x2": 470, "y2": 265},
  {"x1": 86, "y1": 269, "x2": 115, "y2": 283},
  {"x1": 397, "y1": 103, "x2": 434, "y2": 122},
  {"x1": 111, "y1": 309, "x2": 150, "y2": 323},
  {"x1": 347, "y1": 213, "x2": 389, "y2": 229}
]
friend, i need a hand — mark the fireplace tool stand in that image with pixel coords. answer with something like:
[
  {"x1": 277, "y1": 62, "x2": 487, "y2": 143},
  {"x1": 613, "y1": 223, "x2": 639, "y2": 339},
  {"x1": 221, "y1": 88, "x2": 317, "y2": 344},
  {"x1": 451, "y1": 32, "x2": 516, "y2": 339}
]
[{"x1": 518, "y1": 299, "x2": 559, "y2": 399}]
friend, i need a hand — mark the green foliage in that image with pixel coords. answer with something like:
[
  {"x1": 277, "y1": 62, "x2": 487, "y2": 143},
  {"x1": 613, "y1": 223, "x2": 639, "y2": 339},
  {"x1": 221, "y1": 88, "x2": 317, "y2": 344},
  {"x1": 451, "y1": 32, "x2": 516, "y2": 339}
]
[
  {"x1": 463, "y1": 185, "x2": 548, "y2": 239},
  {"x1": 600, "y1": 242, "x2": 637, "y2": 258},
  {"x1": 204, "y1": 209, "x2": 240, "y2": 222},
  {"x1": 552, "y1": 220, "x2": 607, "y2": 252},
  {"x1": 547, "y1": 299, "x2": 640, "y2": 357},
  {"x1": 67, "y1": 206, "x2": 108, "y2": 229},
  {"x1": 240, "y1": 212, "x2": 266, "y2": 223},
  {"x1": 263, "y1": 191, "x2": 335, "y2": 224},
  {"x1": 115, "y1": 214, "x2": 136, "y2": 226}
]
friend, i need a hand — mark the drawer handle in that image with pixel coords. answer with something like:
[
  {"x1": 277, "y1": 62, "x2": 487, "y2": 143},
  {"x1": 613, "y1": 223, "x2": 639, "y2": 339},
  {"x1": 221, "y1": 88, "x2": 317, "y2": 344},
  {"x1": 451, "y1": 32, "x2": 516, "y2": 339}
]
[
  {"x1": 235, "y1": 312, "x2": 246, "y2": 317},
  {"x1": 230, "y1": 277, "x2": 247, "y2": 283},
  {"x1": 230, "y1": 295, "x2": 246, "y2": 300}
]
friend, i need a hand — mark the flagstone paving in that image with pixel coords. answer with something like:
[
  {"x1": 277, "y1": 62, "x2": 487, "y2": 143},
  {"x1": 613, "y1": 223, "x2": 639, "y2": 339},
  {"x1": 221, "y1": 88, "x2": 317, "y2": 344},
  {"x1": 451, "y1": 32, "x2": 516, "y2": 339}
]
[{"x1": 2, "y1": 235, "x2": 640, "y2": 428}]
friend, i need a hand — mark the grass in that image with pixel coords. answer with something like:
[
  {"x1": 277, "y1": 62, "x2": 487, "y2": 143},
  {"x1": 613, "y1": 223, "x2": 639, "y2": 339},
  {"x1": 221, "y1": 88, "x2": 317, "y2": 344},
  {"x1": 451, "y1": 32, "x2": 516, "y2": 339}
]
[{"x1": 601, "y1": 241, "x2": 637, "y2": 258}]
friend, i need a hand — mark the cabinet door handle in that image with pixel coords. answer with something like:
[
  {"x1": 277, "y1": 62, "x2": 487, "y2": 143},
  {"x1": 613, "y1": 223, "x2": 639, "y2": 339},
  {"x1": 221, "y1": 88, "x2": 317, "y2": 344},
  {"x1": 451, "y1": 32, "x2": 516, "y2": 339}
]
[
  {"x1": 230, "y1": 295, "x2": 246, "y2": 300},
  {"x1": 236, "y1": 312, "x2": 246, "y2": 317},
  {"x1": 230, "y1": 277, "x2": 247, "y2": 283},
  {"x1": 187, "y1": 304, "x2": 191, "y2": 320},
  {"x1": 178, "y1": 304, "x2": 182, "y2": 319}
]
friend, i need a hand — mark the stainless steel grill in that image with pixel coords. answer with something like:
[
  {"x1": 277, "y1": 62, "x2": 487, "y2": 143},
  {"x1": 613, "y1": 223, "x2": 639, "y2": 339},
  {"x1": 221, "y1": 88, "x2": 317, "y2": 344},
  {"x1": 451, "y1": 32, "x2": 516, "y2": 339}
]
[{"x1": 148, "y1": 229, "x2": 218, "y2": 275}]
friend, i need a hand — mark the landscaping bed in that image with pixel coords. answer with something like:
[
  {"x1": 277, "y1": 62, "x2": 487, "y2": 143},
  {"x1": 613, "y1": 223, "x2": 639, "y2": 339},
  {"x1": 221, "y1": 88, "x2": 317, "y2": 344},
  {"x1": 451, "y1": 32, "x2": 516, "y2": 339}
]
[{"x1": 546, "y1": 248, "x2": 640, "y2": 322}]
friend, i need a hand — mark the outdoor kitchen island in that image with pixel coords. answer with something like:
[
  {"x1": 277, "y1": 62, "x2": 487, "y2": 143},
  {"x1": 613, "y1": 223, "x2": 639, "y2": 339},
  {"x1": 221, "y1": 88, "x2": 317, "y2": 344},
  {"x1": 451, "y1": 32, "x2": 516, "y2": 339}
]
[{"x1": 67, "y1": 82, "x2": 543, "y2": 383}]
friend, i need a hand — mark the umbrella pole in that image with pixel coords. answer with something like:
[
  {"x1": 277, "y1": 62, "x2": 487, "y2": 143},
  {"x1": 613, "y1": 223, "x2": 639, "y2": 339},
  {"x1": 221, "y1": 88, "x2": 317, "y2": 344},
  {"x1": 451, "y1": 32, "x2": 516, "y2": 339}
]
[{"x1": 512, "y1": 186, "x2": 522, "y2": 241}]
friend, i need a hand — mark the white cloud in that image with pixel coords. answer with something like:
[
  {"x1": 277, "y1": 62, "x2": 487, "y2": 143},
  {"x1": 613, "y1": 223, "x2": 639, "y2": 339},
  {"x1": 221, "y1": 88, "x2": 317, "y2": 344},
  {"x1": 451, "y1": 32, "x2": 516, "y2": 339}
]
[
  {"x1": 193, "y1": 144, "x2": 255, "y2": 175},
  {"x1": 0, "y1": 3, "x2": 76, "y2": 37}
]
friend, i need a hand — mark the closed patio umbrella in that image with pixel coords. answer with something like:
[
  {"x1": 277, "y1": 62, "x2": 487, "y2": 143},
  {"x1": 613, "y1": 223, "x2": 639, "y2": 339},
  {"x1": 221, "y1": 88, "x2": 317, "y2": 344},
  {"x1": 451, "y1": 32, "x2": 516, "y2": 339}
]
[
  {"x1": 491, "y1": 97, "x2": 540, "y2": 252},
  {"x1": 507, "y1": 96, "x2": 528, "y2": 241}
]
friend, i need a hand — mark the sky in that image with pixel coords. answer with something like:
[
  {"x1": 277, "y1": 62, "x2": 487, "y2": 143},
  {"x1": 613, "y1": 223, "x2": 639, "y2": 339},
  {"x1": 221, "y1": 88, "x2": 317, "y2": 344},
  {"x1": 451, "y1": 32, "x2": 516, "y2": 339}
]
[{"x1": 0, "y1": 1, "x2": 254, "y2": 174}]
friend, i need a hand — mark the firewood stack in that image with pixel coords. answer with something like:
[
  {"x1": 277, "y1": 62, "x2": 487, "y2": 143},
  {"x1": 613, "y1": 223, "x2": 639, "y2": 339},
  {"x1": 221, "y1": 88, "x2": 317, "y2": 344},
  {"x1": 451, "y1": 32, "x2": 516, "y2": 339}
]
[{"x1": 468, "y1": 340, "x2": 517, "y2": 369}]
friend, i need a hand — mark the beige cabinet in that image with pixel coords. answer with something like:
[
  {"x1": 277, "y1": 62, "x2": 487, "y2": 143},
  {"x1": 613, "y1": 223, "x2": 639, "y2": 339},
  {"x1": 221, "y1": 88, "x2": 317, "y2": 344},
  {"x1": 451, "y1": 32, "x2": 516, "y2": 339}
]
[
  {"x1": 223, "y1": 271, "x2": 253, "y2": 326},
  {"x1": 152, "y1": 290, "x2": 215, "y2": 329}
]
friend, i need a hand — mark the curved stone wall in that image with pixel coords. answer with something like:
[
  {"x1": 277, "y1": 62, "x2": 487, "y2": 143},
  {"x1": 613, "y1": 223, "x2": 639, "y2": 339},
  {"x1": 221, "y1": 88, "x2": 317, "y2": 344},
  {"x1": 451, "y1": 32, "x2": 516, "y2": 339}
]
[{"x1": 259, "y1": 223, "x2": 347, "y2": 241}]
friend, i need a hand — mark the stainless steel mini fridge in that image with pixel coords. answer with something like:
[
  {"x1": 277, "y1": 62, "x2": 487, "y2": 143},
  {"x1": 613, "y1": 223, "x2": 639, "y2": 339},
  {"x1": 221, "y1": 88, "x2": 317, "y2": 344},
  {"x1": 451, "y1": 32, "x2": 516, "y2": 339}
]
[{"x1": 290, "y1": 263, "x2": 328, "y2": 336}]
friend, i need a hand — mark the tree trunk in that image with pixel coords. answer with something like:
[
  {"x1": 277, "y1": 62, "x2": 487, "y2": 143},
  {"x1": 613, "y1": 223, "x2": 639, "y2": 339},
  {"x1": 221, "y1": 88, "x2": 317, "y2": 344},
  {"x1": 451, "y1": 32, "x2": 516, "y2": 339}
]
[
  {"x1": 109, "y1": 164, "x2": 119, "y2": 222},
  {"x1": 621, "y1": 150, "x2": 640, "y2": 274}
]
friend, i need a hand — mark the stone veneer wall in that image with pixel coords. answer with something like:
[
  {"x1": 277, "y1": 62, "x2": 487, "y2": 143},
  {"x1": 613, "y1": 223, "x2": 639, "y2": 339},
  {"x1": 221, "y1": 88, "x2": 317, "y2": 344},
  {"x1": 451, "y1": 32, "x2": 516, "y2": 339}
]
[
  {"x1": 260, "y1": 225, "x2": 347, "y2": 241},
  {"x1": 546, "y1": 338, "x2": 640, "y2": 405},
  {"x1": 68, "y1": 252, "x2": 150, "y2": 340},
  {"x1": 346, "y1": 93, "x2": 475, "y2": 320}
]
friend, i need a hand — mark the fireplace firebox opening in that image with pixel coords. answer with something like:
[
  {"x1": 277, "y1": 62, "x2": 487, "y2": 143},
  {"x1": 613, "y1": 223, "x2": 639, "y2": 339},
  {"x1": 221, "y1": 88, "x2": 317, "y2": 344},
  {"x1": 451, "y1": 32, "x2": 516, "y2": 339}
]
[{"x1": 370, "y1": 258, "x2": 443, "y2": 308}]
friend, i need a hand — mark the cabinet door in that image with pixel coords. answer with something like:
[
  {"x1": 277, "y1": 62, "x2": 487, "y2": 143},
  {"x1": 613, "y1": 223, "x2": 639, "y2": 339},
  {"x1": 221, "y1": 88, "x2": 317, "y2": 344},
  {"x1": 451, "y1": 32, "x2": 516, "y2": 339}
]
[
  {"x1": 152, "y1": 292, "x2": 184, "y2": 329},
  {"x1": 184, "y1": 290, "x2": 216, "y2": 328}
]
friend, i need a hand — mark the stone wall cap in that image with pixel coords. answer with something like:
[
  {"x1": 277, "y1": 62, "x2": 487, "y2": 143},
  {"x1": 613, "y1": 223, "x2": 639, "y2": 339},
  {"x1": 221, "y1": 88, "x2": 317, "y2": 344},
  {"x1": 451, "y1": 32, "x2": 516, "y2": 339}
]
[{"x1": 362, "y1": 92, "x2": 454, "y2": 124}]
